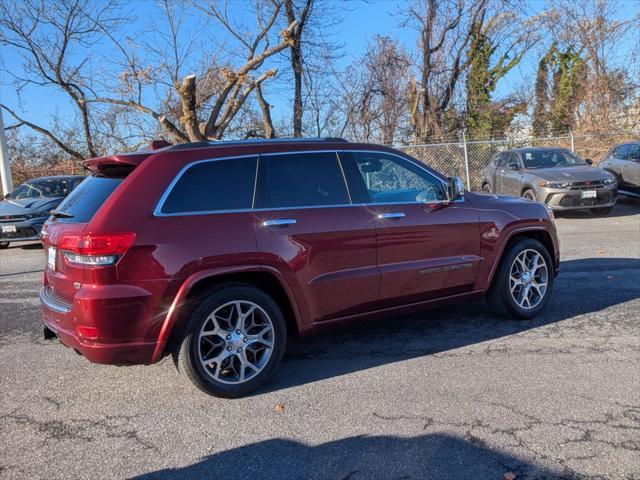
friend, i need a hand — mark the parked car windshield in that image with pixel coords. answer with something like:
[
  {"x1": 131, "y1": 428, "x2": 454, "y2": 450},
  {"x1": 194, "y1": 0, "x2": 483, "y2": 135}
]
[
  {"x1": 11, "y1": 178, "x2": 75, "y2": 199},
  {"x1": 522, "y1": 149, "x2": 588, "y2": 169}
]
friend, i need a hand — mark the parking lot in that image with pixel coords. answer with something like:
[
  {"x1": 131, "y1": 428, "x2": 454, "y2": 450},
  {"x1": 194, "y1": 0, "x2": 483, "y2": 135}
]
[{"x1": 0, "y1": 199, "x2": 639, "y2": 479}]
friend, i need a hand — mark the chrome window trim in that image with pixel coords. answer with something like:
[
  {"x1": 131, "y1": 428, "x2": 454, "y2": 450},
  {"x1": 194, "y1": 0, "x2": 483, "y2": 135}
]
[{"x1": 153, "y1": 149, "x2": 458, "y2": 217}]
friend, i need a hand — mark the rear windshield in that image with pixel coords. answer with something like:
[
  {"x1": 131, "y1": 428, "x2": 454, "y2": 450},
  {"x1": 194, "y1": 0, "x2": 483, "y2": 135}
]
[{"x1": 52, "y1": 176, "x2": 122, "y2": 223}]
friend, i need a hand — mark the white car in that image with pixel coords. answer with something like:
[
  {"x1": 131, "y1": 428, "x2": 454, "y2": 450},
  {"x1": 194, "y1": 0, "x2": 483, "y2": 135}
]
[{"x1": 599, "y1": 142, "x2": 640, "y2": 198}]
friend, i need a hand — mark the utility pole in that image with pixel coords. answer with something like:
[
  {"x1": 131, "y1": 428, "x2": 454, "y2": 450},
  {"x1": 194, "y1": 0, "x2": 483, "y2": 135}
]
[{"x1": 0, "y1": 108, "x2": 14, "y2": 196}]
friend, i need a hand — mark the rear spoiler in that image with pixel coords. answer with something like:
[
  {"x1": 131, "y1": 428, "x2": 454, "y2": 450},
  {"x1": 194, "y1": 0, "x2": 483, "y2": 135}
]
[
  {"x1": 83, "y1": 141, "x2": 171, "y2": 175},
  {"x1": 83, "y1": 152, "x2": 153, "y2": 172}
]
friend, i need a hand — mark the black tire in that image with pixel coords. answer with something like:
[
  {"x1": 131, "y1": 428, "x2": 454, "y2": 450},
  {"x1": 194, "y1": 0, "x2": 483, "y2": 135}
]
[
  {"x1": 486, "y1": 238, "x2": 554, "y2": 319},
  {"x1": 176, "y1": 283, "x2": 287, "y2": 398},
  {"x1": 521, "y1": 189, "x2": 536, "y2": 201},
  {"x1": 590, "y1": 206, "x2": 613, "y2": 215},
  {"x1": 0, "y1": 242, "x2": 9, "y2": 249},
  {"x1": 482, "y1": 183, "x2": 492, "y2": 193}
]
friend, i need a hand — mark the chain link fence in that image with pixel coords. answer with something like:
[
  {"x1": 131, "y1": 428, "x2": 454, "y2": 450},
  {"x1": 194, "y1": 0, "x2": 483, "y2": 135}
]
[
  {"x1": 398, "y1": 131, "x2": 640, "y2": 191},
  {"x1": 7, "y1": 130, "x2": 639, "y2": 191}
]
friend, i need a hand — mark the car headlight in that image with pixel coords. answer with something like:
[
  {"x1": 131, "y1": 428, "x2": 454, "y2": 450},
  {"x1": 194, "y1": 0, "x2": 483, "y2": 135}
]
[
  {"x1": 603, "y1": 177, "x2": 616, "y2": 185},
  {"x1": 539, "y1": 181, "x2": 571, "y2": 189}
]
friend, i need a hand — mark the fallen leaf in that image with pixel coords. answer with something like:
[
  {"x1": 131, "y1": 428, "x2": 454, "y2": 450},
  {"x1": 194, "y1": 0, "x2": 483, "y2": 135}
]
[
  {"x1": 274, "y1": 403, "x2": 284, "y2": 413},
  {"x1": 597, "y1": 249, "x2": 607, "y2": 256},
  {"x1": 504, "y1": 473, "x2": 516, "y2": 480}
]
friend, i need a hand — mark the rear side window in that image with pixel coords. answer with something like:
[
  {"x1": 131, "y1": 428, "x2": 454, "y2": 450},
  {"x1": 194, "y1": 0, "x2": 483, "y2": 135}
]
[
  {"x1": 54, "y1": 176, "x2": 122, "y2": 223},
  {"x1": 161, "y1": 157, "x2": 258, "y2": 214},
  {"x1": 255, "y1": 152, "x2": 349, "y2": 209}
]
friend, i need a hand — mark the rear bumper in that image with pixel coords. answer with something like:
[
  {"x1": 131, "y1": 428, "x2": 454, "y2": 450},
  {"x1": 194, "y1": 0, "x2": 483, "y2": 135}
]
[{"x1": 40, "y1": 286, "x2": 159, "y2": 365}]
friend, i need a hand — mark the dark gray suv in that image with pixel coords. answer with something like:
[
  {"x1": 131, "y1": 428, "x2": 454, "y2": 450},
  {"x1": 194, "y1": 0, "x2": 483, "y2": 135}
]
[{"x1": 0, "y1": 175, "x2": 84, "y2": 248}]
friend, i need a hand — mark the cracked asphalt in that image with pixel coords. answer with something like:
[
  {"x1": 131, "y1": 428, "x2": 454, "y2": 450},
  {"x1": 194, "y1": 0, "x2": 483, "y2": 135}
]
[{"x1": 1, "y1": 198, "x2": 639, "y2": 480}]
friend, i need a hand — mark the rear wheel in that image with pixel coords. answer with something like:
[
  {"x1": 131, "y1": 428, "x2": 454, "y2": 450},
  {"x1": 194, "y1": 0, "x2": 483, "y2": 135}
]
[
  {"x1": 521, "y1": 189, "x2": 536, "y2": 201},
  {"x1": 486, "y1": 238, "x2": 554, "y2": 319},
  {"x1": 0, "y1": 242, "x2": 9, "y2": 249},
  {"x1": 176, "y1": 284, "x2": 287, "y2": 398},
  {"x1": 591, "y1": 206, "x2": 612, "y2": 215}
]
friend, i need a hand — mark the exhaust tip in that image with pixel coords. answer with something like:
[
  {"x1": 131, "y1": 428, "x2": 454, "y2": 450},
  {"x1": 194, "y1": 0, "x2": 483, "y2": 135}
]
[{"x1": 43, "y1": 326, "x2": 57, "y2": 340}]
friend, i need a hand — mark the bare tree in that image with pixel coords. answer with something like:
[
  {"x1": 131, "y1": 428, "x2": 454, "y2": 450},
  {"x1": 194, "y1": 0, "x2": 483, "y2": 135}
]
[
  {"x1": 402, "y1": 0, "x2": 489, "y2": 141},
  {"x1": 545, "y1": 0, "x2": 640, "y2": 132},
  {"x1": 283, "y1": 0, "x2": 313, "y2": 137},
  {"x1": 87, "y1": 0, "x2": 300, "y2": 142},
  {"x1": 363, "y1": 36, "x2": 411, "y2": 144},
  {"x1": 0, "y1": 0, "x2": 129, "y2": 159}
]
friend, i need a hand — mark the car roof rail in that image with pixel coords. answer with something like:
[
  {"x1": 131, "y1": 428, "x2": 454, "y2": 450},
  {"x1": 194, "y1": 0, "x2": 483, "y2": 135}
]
[{"x1": 164, "y1": 137, "x2": 349, "y2": 151}]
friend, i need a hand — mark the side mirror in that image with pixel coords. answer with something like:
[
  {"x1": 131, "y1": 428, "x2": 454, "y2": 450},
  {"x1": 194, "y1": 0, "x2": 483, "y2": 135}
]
[
  {"x1": 447, "y1": 176, "x2": 464, "y2": 201},
  {"x1": 508, "y1": 162, "x2": 520, "y2": 170},
  {"x1": 585, "y1": 158, "x2": 593, "y2": 165}
]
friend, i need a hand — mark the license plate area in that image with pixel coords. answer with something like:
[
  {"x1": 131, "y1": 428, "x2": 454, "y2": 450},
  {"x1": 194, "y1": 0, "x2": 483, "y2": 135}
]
[
  {"x1": 47, "y1": 246, "x2": 57, "y2": 271},
  {"x1": 581, "y1": 190, "x2": 597, "y2": 199},
  {"x1": 1, "y1": 225, "x2": 16, "y2": 233}
]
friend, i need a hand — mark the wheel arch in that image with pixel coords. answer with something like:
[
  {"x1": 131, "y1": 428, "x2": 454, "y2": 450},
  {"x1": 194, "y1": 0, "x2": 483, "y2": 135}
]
[
  {"x1": 153, "y1": 267, "x2": 301, "y2": 362},
  {"x1": 486, "y1": 227, "x2": 558, "y2": 290},
  {"x1": 520, "y1": 184, "x2": 535, "y2": 196}
]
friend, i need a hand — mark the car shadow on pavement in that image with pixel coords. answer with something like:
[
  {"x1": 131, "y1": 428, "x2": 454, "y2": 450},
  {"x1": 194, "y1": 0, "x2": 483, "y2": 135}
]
[
  {"x1": 132, "y1": 433, "x2": 565, "y2": 480},
  {"x1": 3, "y1": 242, "x2": 43, "y2": 250},
  {"x1": 263, "y1": 257, "x2": 640, "y2": 394},
  {"x1": 556, "y1": 197, "x2": 639, "y2": 218}
]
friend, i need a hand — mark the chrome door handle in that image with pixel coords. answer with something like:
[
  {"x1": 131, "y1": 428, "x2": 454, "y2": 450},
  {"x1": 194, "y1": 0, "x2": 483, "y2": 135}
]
[
  {"x1": 377, "y1": 212, "x2": 406, "y2": 220},
  {"x1": 262, "y1": 219, "x2": 297, "y2": 227}
]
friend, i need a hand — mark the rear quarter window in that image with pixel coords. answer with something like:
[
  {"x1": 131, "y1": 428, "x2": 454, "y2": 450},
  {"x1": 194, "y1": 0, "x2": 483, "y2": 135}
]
[
  {"x1": 54, "y1": 176, "x2": 123, "y2": 223},
  {"x1": 160, "y1": 156, "x2": 258, "y2": 214}
]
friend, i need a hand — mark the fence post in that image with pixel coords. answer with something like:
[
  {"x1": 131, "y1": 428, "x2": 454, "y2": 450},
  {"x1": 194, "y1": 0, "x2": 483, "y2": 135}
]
[
  {"x1": 461, "y1": 129, "x2": 471, "y2": 190},
  {"x1": 569, "y1": 129, "x2": 575, "y2": 152}
]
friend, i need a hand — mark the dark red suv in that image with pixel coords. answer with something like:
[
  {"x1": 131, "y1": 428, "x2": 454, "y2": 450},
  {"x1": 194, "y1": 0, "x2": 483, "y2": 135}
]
[{"x1": 40, "y1": 138, "x2": 559, "y2": 397}]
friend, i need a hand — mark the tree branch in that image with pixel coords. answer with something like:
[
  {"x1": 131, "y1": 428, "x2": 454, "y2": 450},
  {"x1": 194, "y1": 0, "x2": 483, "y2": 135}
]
[{"x1": 1, "y1": 103, "x2": 85, "y2": 160}]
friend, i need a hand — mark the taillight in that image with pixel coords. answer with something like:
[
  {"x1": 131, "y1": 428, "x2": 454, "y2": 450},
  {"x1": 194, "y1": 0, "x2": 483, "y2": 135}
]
[
  {"x1": 76, "y1": 325, "x2": 99, "y2": 340},
  {"x1": 59, "y1": 232, "x2": 136, "y2": 266}
]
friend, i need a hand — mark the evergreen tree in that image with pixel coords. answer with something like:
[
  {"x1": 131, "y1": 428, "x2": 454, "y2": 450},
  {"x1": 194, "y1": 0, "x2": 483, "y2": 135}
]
[
  {"x1": 532, "y1": 45, "x2": 554, "y2": 136},
  {"x1": 465, "y1": 20, "x2": 527, "y2": 139}
]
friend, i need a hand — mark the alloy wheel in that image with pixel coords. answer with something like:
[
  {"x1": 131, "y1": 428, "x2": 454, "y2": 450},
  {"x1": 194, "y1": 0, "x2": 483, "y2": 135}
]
[
  {"x1": 197, "y1": 300, "x2": 274, "y2": 384},
  {"x1": 509, "y1": 249, "x2": 549, "y2": 310}
]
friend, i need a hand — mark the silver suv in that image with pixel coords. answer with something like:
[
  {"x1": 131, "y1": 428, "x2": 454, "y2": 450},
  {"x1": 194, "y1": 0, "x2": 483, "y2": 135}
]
[
  {"x1": 480, "y1": 147, "x2": 617, "y2": 214},
  {"x1": 599, "y1": 142, "x2": 640, "y2": 198}
]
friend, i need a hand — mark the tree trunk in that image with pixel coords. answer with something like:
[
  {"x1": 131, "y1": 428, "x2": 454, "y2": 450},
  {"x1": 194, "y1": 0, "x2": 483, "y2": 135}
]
[
  {"x1": 256, "y1": 84, "x2": 276, "y2": 138},
  {"x1": 177, "y1": 75, "x2": 206, "y2": 142}
]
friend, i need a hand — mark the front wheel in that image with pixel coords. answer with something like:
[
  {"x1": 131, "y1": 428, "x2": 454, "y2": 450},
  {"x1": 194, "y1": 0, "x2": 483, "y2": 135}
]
[
  {"x1": 176, "y1": 284, "x2": 287, "y2": 398},
  {"x1": 591, "y1": 206, "x2": 612, "y2": 215},
  {"x1": 486, "y1": 238, "x2": 554, "y2": 319},
  {"x1": 0, "y1": 242, "x2": 9, "y2": 249},
  {"x1": 522, "y1": 189, "x2": 536, "y2": 201}
]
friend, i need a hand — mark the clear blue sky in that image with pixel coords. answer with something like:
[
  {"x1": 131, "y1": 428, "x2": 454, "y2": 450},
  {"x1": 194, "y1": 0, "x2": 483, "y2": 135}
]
[{"x1": 1, "y1": 0, "x2": 637, "y2": 131}]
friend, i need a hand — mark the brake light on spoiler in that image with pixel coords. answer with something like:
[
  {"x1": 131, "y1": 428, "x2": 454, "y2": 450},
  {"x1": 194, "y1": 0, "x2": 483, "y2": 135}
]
[{"x1": 59, "y1": 232, "x2": 136, "y2": 266}]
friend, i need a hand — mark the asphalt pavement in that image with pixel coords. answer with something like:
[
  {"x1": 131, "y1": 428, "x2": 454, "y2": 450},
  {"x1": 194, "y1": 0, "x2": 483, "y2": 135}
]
[{"x1": 1, "y1": 198, "x2": 639, "y2": 479}]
